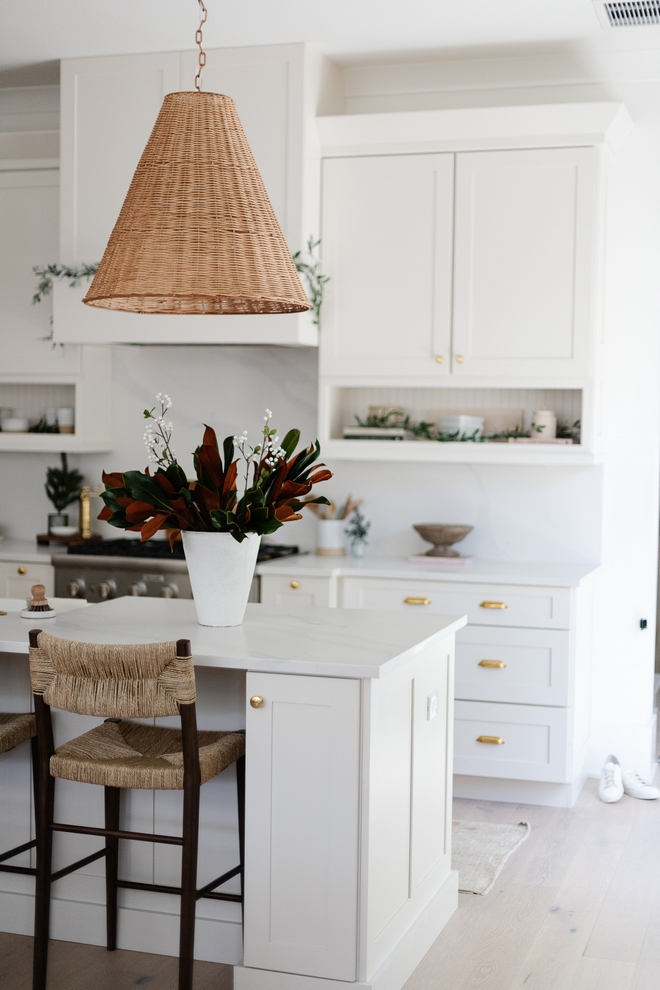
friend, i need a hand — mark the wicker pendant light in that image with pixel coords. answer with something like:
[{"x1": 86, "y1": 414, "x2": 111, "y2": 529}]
[{"x1": 84, "y1": 3, "x2": 310, "y2": 316}]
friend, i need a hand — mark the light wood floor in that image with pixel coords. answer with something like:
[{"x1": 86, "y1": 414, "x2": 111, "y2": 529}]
[{"x1": 2, "y1": 774, "x2": 659, "y2": 990}]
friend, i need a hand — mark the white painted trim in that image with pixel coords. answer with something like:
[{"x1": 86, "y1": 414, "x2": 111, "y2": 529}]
[
  {"x1": 318, "y1": 102, "x2": 632, "y2": 158},
  {"x1": 0, "y1": 158, "x2": 59, "y2": 171},
  {"x1": 0, "y1": 890, "x2": 243, "y2": 965},
  {"x1": 234, "y1": 870, "x2": 458, "y2": 990},
  {"x1": 453, "y1": 773, "x2": 586, "y2": 808}
]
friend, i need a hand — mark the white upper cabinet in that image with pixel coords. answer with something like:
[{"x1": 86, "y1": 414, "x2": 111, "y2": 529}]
[
  {"x1": 55, "y1": 45, "x2": 340, "y2": 346},
  {"x1": 452, "y1": 147, "x2": 597, "y2": 379},
  {"x1": 59, "y1": 52, "x2": 181, "y2": 266},
  {"x1": 320, "y1": 153, "x2": 454, "y2": 378},
  {"x1": 317, "y1": 103, "x2": 630, "y2": 387},
  {"x1": 320, "y1": 146, "x2": 599, "y2": 382}
]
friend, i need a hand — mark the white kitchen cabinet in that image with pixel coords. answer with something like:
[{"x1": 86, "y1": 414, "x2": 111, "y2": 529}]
[
  {"x1": 454, "y1": 625, "x2": 570, "y2": 707},
  {"x1": 320, "y1": 146, "x2": 598, "y2": 382},
  {"x1": 0, "y1": 561, "x2": 54, "y2": 598},
  {"x1": 243, "y1": 671, "x2": 361, "y2": 981},
  {"x1": 258, "y1": 557, "x2": 597, "y2": 806},
  {"x1": 59, "y1": 52, "x2": 181, "y2": 267},
  {"x1": 55, "y1": 45, "x2": 340, "y2": 346},
  {"x1": 320, "y1": 153, "x2": 454, "y2": 377},
  {"x1": 340, "y1": 576, "x2": 572, "y2": 630},
  {"x1": 454, "y1": 700, "x2": 569, "y2": 783},
  {"x1": 258, "y1": 573, "x2": 337, "y2": 607},
  {"x1": 452, "y1": 147, "x2": 598, "y2": 379},
  {"x1": 316, "y1": 102, "x2": 630, "y2": 466}
]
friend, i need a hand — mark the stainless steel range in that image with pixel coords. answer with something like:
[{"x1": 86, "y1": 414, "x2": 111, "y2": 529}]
[{"x1": 53, "y1": 539, "x2": 298, "y2": 603}]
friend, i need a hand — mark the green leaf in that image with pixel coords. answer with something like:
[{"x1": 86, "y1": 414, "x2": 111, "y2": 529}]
[{"x1": 280, "y1": 429, "x2": 300, "y2": 459}]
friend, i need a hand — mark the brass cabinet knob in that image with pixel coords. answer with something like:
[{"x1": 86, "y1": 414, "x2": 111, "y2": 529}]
[
  {"x1": 250, "y1": 695, "x2": 265, "y2": 709},
  {"x1": 404, "y1": 596, "x2": 431, "y2": 606},
  {"x1": 480, "y1": 601, "x2": 508, "y2": 610},
  {"x1": 478, "y1": 659, "x2": 507, "y2": 669},
  {"x1": 455, "y1": 355, "x2": 465, "y2": 363},
  {"x1": 17, "y1": 566, "x2": 27, "y2": 575},
  {"x1": 477, "y1": 735, "x2": 505, "y2": 745},
  {"x1": 435, "y1": 354, "x2": 444, "y2": 364},
  {"x1": 290, "y1": 581, "x2": 299, "y2": 589}
]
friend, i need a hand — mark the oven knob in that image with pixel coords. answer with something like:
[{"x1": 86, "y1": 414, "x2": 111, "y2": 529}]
[
  {"x1": 160, "y1": 584, "x2": 178, "y2": 599},
  {"x1": 68, "y1": 578, "x2": 85, "y2": 598},
  {"x1": 98, "y1": 580, "x2": 116, "y2": 601},
  {"x1": 128, "y1": 582, "x2": 147, "y2": 597}
]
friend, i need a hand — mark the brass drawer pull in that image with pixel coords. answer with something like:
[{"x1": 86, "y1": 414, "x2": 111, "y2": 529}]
[
  {"x1": 480, "y1": 601, "x2": 508, "y2": 610},
  {"x1": 290, "y1": 581, "x2": 299, "y2": 589},
  {"x1": 477, "y1": 735, "x2": 505, "y2": 745},
  {"x1": 478, "y1": 660, "x2": 507, "y2": 669},
  {"x1": 404, "y1": 596, "x2": 431, "y2": 606},
  {"x1": 250, "y1": 696, "x2": 264, "y2": 709},
  {"x1": 17, "y1": 566, "x2": 27, "y2": 575}
]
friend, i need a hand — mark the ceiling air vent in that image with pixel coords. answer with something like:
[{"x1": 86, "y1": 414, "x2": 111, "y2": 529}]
[{"x1": 593, "y1": 1, "x2": 660, "y2": 26}]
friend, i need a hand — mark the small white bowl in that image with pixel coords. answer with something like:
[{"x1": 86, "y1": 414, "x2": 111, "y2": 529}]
[
  {"x1": 1, "y1": 417, "x2": 29, "y2": 432},
  {"x1": 50, "y1": 525, "x2": 79, "y2": 537}
]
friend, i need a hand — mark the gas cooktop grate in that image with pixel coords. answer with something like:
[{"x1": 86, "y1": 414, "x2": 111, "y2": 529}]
[{"x1": 66, "y1": 538, "x2": 299, "y2": 562}]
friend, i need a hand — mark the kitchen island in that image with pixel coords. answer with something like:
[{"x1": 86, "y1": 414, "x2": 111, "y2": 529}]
[{"x1": 0, "y1": 597, "x2": 465, "y2": 990}]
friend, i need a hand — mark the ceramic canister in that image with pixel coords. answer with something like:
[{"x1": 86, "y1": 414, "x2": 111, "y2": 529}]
[
  {"x1": 530, "y1": 409, "x2": 557, "y2": 439},
  {"x1": 316, "y1": 519, "x2": 346, "y2": 556}
]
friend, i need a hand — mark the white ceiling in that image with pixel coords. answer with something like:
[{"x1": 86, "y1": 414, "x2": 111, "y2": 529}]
[{"x1": 3, "y1": 0, "x2": 660, "y2": 74}]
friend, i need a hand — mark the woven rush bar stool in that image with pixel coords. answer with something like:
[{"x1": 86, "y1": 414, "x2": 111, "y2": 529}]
[
  {"x1": 0, "y1": 713, "x2": 37, "y2": 878},
  {"x1": 29, "y1": 629, "x2": 246, "y2": 990}
]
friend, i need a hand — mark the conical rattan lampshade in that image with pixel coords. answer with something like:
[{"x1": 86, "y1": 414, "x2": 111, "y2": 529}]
[{"x1": 83, "y1": 91, "x2": 311, "y2": 315}]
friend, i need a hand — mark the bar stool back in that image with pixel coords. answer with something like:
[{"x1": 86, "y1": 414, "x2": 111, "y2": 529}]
[
  {"x1": 0, "y1": 713, "x2": 37, "y2": 878},
  {"x1": 29, "y1": 629, "x2": 246, "y2": 990}
]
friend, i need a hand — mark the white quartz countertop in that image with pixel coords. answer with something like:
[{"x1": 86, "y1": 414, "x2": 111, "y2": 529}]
[
  {"x1": 256, "y1": 555, "x2": 599, "y2": 588},
  {"x1": 0, "y1": 539, "x2": 66, "y2": 564},
  {"x1": 0, "y1": 596, "x2": 466, "y2": 679}
]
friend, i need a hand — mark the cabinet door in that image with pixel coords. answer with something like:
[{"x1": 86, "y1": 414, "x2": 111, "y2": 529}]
[
  {"x1": 320, "y1": 153, "x2": 454, "y2": 377},
  {"x1": 60, "y1": 52, "x2": 181, "y2": 265},
  {"x1": 259, "y1": 574, "x2": 335, "y2": 607},
  {"x1": 243, "y1": 672, "x2": 360, "y2": 981},
  {"x1": 0, "y1": 562, "x2": 54, "y2": 598},
  {"x1": 452, "y1": 147, "x2": 597, "y2": 378},
  {"x1": 0, "y1": 169, "x2": 79, "y2": 374}
]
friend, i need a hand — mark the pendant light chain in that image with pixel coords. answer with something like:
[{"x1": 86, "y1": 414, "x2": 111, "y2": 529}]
[{"x1": 194, "y1": 0, "x2": 208, "y2": 92}]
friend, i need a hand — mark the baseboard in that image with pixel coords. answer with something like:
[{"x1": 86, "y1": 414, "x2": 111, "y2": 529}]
[
  {"x1": 0, "y1": 889, "x2": 243, "y2": 965},
  {"x1": 233, "y1": 870, "x2": 458, "y2": 990},
  {"x1": 453, "y1": 774, "x2": 585, "y2": 808}
]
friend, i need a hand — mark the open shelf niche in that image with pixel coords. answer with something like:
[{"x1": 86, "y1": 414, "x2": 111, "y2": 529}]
[
  {"x1": 319, "y1": 384, "x2": 598, "y2": 465},
  {"x1": 0, "y1": 348, "x2": 113, "y2": 453}
]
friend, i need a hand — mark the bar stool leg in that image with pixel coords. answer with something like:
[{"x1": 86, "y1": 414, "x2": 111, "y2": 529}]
[
  {"x1": 104, "y1": 786, "x2": 120, "y2": 951},
  {"x1": 178, "y1": 779, "x2": 200, "y2": 990},
  {"x1": 32, "y1": 727, "x2": 54, "y2": 990}
]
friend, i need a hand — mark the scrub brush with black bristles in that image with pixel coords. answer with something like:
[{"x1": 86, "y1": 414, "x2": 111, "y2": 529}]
[{"x1": 21, "y1": 585, "x2": 56, "y2": 619}]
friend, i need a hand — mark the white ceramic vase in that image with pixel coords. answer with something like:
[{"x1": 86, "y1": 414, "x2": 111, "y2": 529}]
[{"x1": 182, "y1": 531, "x2": 261, "y2": 627}]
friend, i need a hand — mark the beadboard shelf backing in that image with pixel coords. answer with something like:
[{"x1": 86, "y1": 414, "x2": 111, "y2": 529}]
[{"x1": 320, "y1": 384, "x2": 598, "y2": 464}]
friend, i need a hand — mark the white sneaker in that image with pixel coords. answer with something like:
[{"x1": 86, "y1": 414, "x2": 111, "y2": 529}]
[
  {"x1": 622, "y1": 769, "x2": 660, "y2": 800},
  {"x1": 599, "y1": 756, "x2": 624, "y2": 803}
]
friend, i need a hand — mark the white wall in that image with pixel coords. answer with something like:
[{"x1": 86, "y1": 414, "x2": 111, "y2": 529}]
[{"x1": 1, "y1": 38, "x2": 659, "y2": 779}]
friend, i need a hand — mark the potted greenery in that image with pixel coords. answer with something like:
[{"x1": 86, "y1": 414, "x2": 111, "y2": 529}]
[
  {"x1": 345, "y1": 509, "x2": 370, "y2": 558},
  {"x1": 99, "y1": 397, "x2": 332, "y2": 626},
  {"x1": 45, "y1": 453, "x2": 84, "y2": 534}
]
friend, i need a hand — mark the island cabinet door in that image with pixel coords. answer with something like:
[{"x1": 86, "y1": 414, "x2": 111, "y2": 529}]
[{"x1": 243, "y1": 671, "x2": 361, "y2": 981}]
